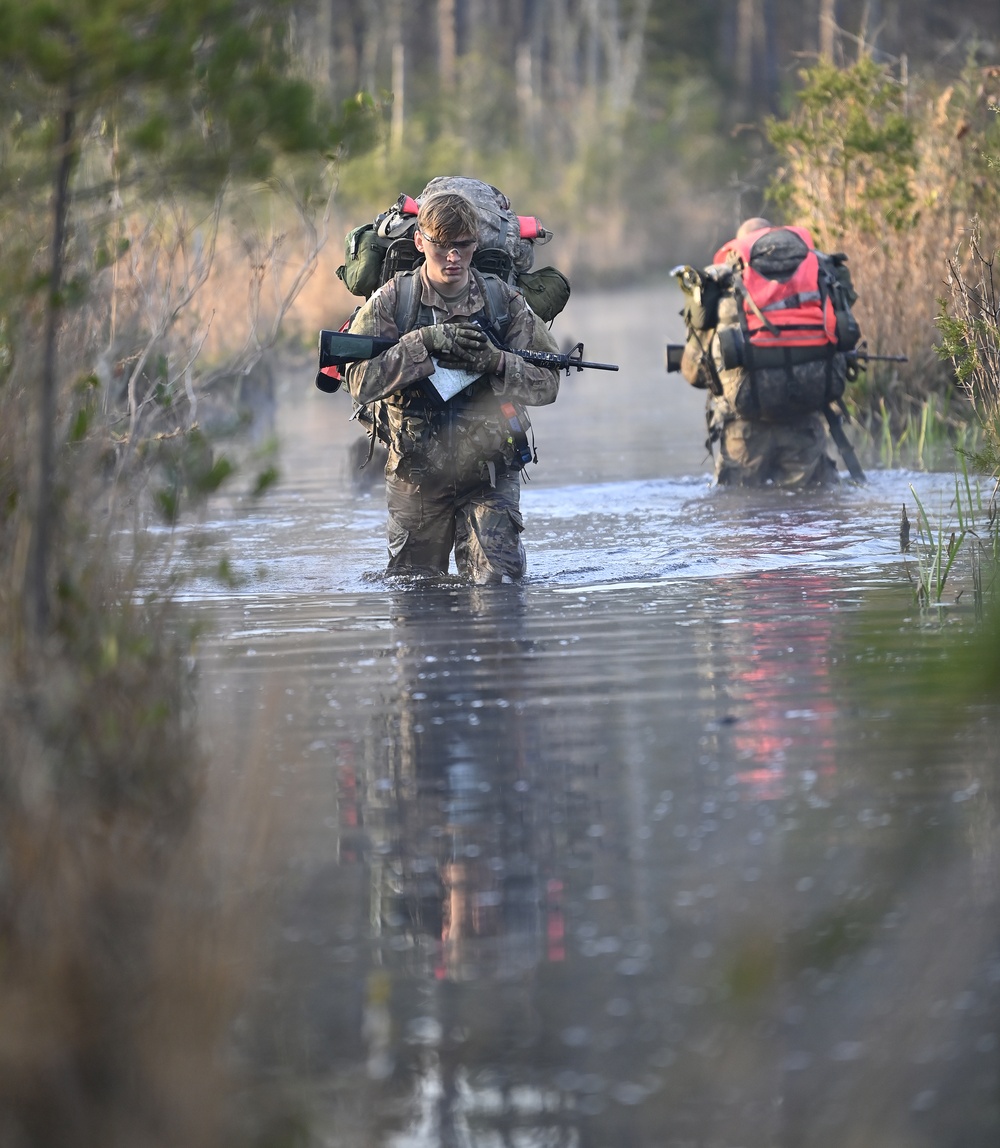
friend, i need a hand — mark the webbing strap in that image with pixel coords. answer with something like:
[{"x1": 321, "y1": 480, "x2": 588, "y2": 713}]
[
  {"x1": 761, "y1": 291, "x2": 821, "y2": 312},
  {"x1": 395, "y1": 269, "x2": 423, "y2": 334},
  {"x1": 737, "y1": 274, "x2": 781, "y2": 337}
]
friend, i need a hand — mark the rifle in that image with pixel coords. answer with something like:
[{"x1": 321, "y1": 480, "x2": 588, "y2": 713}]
[
  {"x1": 667, "y1": 341, "x2": 908, "y2": 374},
  {"x1": 316, "y1": 328, "x2": 618, "y2": 393},
  {"x1": 846, "y1": 345, "x2": 908, "y2": 370}
]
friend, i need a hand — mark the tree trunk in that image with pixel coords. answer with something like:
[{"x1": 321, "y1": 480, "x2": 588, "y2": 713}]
[
  {"x1": 389, "y1": 0, "x2": 405, "y2": 149},
  {"x1": 438, "y1": 0, "x2": 456, "y2": 93},
  {"x1": 862, "y1": 0, "x2": 884, "y2": 53},
  {"x1": 359, "y1": 0, "x2": 381, "y2": 99},
  {"x1": 608, "y1": 0, "x2": 651, "y2": 118},
  {"x1": 27, "y1": 87, "x2": 77, "y2": 637},
  {"x1": 819, "y1": 0, "x2": 838, "y2": 59},
  {"x1": 736, "y1": 0, "x2": 755, "y2": 94}
]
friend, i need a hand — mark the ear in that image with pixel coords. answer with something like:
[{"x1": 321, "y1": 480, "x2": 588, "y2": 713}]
[{"x1": 413, "y1": 229, "x2": 426, "y2": 254}]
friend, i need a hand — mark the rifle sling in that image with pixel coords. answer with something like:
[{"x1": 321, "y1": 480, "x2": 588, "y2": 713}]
[{"x1": 823, "y1": 405, "x2": 866, "y2": 483}]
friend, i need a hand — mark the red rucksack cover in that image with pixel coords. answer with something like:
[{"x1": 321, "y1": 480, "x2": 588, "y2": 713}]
[{"x1": 715, "y1": 226, "x2": 837, "y2": 351}]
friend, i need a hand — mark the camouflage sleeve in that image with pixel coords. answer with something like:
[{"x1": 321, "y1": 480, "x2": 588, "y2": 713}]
[
  {"x1": 491, "y1": 290, "x2": 560, "y2": 407},
  {"x1": 342, "y1": 280, "x2": 434, "y2": 406},
  {"x1": 680, "y1": 331, "x2": 714, "y2": 390}
]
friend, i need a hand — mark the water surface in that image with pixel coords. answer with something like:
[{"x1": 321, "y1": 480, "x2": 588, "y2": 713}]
[{"x1": 187, "y1": 283, "x2": 1000, "y2": 1147}]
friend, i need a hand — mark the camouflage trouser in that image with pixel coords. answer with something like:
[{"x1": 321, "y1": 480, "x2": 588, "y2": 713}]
[
  {"x1": 715, "y1": 414, "x2": 839, "y2": 489},
  {"x1": 385, "y1": 470, "x2": 526, "y2": 583}
]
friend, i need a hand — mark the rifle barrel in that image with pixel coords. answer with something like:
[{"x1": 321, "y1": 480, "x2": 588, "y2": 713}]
[{"x1": 516, "y1": 349, "x2": 619, "y2": 372}]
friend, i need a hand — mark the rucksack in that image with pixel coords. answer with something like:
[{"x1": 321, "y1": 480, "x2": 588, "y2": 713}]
[
  {"x1": 717, "y1": 225, "x2": 860, "y2": 365},
  {"x1": 708, "y1": 225, "x2": 861, "y2": 422},
  {"x1": 335, "y1": 177, "x2": 571, "y2": 323}
]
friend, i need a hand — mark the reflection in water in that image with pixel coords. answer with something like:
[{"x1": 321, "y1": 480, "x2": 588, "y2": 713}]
[
  {"x1": 196, "y1": 571, "x2": 1000, "y2": 1147},
  {"x1": 701, "y1": 571, "x2": 841, "y2": 802},
  {"x1": 369, "y1": 586, "x2": 566, "y2": 983},
  {"x1": 351, "y1": 586, "x2": 591, "y2": 1145}
]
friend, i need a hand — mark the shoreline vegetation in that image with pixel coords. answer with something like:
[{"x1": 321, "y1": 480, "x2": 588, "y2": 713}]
[{"x1": 2, "y1": 4, "x2": 1000, "y2": 1144}]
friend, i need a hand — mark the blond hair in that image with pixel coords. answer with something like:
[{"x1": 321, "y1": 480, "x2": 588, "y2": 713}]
[{"x1": 417, "y1": 192, "x2": 479, "y2": 244}]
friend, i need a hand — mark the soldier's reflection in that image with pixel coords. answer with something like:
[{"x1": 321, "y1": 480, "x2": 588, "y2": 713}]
[{"x1": 370, "y1": 583, "x2": 565, "y2": 982}]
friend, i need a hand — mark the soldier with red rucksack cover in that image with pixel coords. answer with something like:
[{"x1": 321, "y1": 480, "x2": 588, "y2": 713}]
[{"x1": 676, "y1": 217, "x2": 862, "y2": 488}]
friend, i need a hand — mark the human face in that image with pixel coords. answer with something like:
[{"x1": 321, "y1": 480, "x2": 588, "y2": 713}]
[{"x1": 414, "y1": 228, "x2": 477, "y2": 295}]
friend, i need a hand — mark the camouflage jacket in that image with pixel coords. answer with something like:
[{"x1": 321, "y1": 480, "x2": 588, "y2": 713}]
[{"x1": 344, "y1": 268, "x2": 560, "y2": 483}]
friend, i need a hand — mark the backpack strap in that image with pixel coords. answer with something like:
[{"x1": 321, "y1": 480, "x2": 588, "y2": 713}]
[
  {"x1": 354, "y1": 271, "x2": 424, "y2": 470},
  {"x1": 735, "y1": 269, "x2": 782, "y2": 337},
  {"x1": 392, "y1": 268, "x2": 423, "y2": 334},
  {"x1": 470, "y1": 268, "x2": 513, "y2": 342}
]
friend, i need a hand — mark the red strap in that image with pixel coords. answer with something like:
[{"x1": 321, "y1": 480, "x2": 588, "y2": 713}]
[
  {"x1": 518, "y1": 216, "x2": 541, "y2": 239},
  {"x1": 398, "y1": 194, "x2": 419, "y2": 216}
]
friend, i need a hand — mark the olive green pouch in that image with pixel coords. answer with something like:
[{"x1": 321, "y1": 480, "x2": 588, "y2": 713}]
[
  {"x1": 336, "y1": 224, "x2": 384, "y2": 299},
  {"x1": 515, "y1": 266, "x2": 571, "y2": 322}
]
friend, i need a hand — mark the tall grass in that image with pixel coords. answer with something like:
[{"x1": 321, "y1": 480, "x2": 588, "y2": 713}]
[
  {"x1": 847, "y1": 391, "x2": 983, "y2": 472},
  {"x1": 766, "y1": 55, "x2": 1000, "y2": 442},
  {"x1": 904, "y1": 459, "x2": 1000, "y2": 616}
]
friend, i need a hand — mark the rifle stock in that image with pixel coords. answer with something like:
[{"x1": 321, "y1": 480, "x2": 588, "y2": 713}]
[{"x1": 319, "y1": 329, "x2": 398, "y2": 372}]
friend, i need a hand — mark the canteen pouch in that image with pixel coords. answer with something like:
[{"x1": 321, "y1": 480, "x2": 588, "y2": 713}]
[
  {"x1": 515, "y1": 266, "x2": 571, "y2": 322},
  {"x1": 337, "y1": 224, "x2": 384, "y2": 299}
]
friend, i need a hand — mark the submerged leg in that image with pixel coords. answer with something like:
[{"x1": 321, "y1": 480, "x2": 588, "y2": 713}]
[{"x1": 453, "y1": 473, "x2": 526, "y2": 584}]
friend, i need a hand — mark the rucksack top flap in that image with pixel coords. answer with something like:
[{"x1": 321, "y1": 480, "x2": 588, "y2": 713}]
[
  {"x1": 715, "y1": 224, "x2": 816, "y2": 269},
  {"x1": 747, "y1": 227, "x2": 811, "y2": 281}
]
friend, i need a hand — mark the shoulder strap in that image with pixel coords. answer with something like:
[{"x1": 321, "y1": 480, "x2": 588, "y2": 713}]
[
  {"x1": 352, "y1": 272, "x2": 422, "y2": 472},
  {"x1": 471, "y1": 269, "x2": 513, "y2": 340},
  {"x1": 391, "y1": 266, "x2": 512, "y2": 341},
  {"x1": 392, "y1": 269, "x2": 423, "y2": 333},
  {"x1": 733, "y1": 269, "x2": 781, "y2": 337}
]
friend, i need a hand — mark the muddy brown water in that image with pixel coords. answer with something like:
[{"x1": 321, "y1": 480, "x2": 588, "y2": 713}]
[{"x1": 180, "y1": 283, "x2": 1000, "y2": 1147}]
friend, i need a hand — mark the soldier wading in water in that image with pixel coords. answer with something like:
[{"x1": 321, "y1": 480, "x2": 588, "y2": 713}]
[
  {"x1": 343, "y1": 192, "x2": 560, "y2": 582},
  {"x1": 678, "y1": 217, "x2": 862, "y2": 488}
]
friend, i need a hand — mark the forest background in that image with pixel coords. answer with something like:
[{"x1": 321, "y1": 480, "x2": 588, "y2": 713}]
[{"x1": 292, "y1": 0, "x2": 1000, "y2": 303}]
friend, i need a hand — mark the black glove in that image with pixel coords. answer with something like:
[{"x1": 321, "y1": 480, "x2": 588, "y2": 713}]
[{"x1": 420, "y1": 321, "x2": 487, "y2": 361}]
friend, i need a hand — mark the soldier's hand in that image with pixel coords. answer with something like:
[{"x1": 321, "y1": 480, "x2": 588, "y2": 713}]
[
  {"x1": 451, "y1": 340, "x2": 504, "y2": 377},
  {"x1": 421, "y1": 321, "x2": 486, "y2": 361}
]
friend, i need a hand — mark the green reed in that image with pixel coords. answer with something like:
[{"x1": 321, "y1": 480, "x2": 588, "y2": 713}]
[{"x1": 905, "y1": 457, "x2": 999, "y2": 615}]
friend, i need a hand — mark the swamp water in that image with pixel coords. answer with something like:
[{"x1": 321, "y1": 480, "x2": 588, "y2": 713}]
[{"x1": 181, "y1": 284, "x2": 1000, "y2": 1147}]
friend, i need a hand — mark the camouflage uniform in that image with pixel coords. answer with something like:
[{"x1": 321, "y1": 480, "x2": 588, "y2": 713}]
[
  {"x1": 680, "y1": 253, "x2": 842, "y2": 491},
  {"x1": 344, "y1": 268, "x2": 560, "y2": 582}
]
